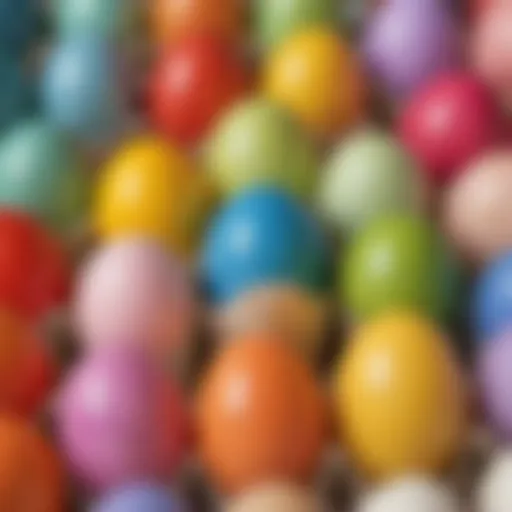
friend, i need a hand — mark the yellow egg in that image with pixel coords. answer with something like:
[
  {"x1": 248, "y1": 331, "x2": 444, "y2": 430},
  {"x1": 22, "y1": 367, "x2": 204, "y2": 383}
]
[
  {"x1": 263, "y1": 28, "x2": 364, "y2": 137},
  {"x1": 335, "y1": 311, "x2": 467, "y2": 480},
  {"x1": 94, "y1": 135, "x2": 216, "y2": 257}
]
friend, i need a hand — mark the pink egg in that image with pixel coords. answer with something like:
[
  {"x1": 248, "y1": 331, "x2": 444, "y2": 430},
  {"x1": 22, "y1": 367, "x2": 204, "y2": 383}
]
[
  {"x1": 74, "y1": 239, "x2": 195, "y2": 356},
  {"x1": 443, "y1": 150, "x2": 512, "y2": 263},
  {"x1": 56, "y1": 345, "x2": 190, "y2": 491},
  {"x1": 472, "y1": 3, "x2": 512, "y2": 104}
]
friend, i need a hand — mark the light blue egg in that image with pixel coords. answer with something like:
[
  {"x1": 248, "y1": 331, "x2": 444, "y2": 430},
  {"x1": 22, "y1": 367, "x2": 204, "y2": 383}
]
[
  {"x1": 42, "y1": 36, "x2": 128, "y2": 144},
  {"x1": 201, "y1": 186, "x2": 331, "y2": 304}
]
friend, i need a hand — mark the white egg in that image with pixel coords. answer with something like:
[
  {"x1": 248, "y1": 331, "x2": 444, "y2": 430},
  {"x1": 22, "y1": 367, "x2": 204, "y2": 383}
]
[
  {"x1": 357, "y1": 476, "x2": 458, "y2": 512},
  {"x1": 225, "y1": 483, "x2": 321, "y2": 512},
  {"x1": 477, "y1": 450, "x2": 512, "y2": 512}
]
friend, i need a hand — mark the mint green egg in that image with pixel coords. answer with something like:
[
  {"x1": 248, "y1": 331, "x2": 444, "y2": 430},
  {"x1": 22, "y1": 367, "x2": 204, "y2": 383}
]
[
  {"x1": 0, "y1": 119, "x2": 89, "y2": 235},
  {"x1": 255, "y1": 0, "x2": 338, "y2": 51},
  {"x1": 205, "y1": 98, "x2": 318, "y2": 201},
  {"x1": 341, "y1": 215, "x2": 462, "y2": 324},
  {"x1": 54, "y1": 0, "x2": 137, "y2": 39},
  {"x1": 317, "y1": 129, "x2": 426, "y2": 238}
]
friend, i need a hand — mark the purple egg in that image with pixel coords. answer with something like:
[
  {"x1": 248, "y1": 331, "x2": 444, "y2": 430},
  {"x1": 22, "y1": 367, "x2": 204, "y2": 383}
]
[
  {"x1": 74, "y1": 239, "x2": 195, "y2": 356},
  {"x1": 361, "y1": 0, "x2": 460, "y2": 99},
  {"x1": 478, "y1": 330, "x2": 512, "y2": 439},
  {"x1": 56, "y1": 346, "x2": 189, "y2": 491}
]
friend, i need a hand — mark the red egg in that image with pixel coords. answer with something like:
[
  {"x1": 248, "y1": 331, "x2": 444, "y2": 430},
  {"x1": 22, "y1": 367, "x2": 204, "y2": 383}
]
[
  {"x1": 0, "y1": 309, "x2": 56, "y2": 418},
  {"x1": 148, "y1": 35, "x2": 249, "y2": 146},
  {"x1": 15, "y1": 336, "x2": 56, "y2": 417},
  {"x1": 398, "y1": 73, "x2": 504, "y2": 184},
  {"x1": 0, "y1": 211, "x2": 70, "y2": 321}
]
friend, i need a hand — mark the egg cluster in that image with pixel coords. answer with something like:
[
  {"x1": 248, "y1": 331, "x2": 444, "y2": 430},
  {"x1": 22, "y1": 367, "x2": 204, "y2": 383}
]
[{"x1": 0, "y1": 0, "x2": 512, "y2": 511}]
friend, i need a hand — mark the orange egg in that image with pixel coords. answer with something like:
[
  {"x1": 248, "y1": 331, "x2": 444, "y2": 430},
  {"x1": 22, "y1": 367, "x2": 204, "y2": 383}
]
[
  {"x1": 151, "y1": 0, "x2": 245, "y2": 46},
  {"x1": 196, "y1": 336, "x2": 327, "y2": 494},
  {"x1": 0, "y1": 415, "x2": 63, "y2": 511}
]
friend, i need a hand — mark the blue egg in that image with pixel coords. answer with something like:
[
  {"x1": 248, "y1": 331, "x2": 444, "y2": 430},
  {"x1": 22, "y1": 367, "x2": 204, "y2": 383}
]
[
  {"x1": 0, "y1": 53, "x2": 32, "y2": 132},
  {"x1": 201, "y1": 186, "x2": 331, "y2": 304},
  {"x1": 41, "y1": 36, "x2": 127, "y2": 144},
  {"x1": 473, "y1": 251, "x2": 512, "y2": 341},
  {"x1": 0, "y1": 0, "x2": 38, "y2": 54},
  {"x1": 91, "y1": 485, "x2": 183, "y2": 512},
  {"x1": 54, "y1": 0, "x2": 137, "y2": 39}
]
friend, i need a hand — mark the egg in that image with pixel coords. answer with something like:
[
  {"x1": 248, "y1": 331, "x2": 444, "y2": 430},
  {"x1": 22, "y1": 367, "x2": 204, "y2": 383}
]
[
  {"x1": 318, "y1": 129, "x2": 425, "y2": 237},
  {"x1": 263, "y1": 28, "x2": 364, "y2": 137},
  {"x1": 201, "y1": 187, "x2": 330, "y2": 304},
  {"x1": 213, "y1": 284, "x2": 327, "y2": 362},
  {"x1": 90, "y1": 484, "x2": 185, "y2": 512},
  {"x1": 226, "y1": 483, "x2": 321, "y2": 512},
  {"x1": 477, "y1": 450, "x2": 512, "y2": 512},
  {"x1": 477, "y1": 329, "x2": 512, "y2": 438},
  {"x1": 94, "y1": 135, "x2": 216, "y2": 256},
  {"x1": 443, "y1": 150, "x2": 512, "y2": 264},
  {"x1": 357, "y1": 476, "x2": 458, "y2": 512},
  {"x1": 56, "y1": 346, "x2": 189, "y2": 491},
  {"x1": 341, "y1": 215, "x2": 461, "y2": 324},
  {"x1": 335, "y1": 311, "x2": 467, "y2": 479},
  {"x1": 205, "y1": 99, "x2": 318, "y2": 200},
  {"x1": 196, "y1": 337, "x2": 328, "y2": 494},
  {"x1": 74, "y1": 238, "x2": 195, "y2": 357},
  {"x1": 472, "y1": 250, "x2": 512, "y2": 341}
]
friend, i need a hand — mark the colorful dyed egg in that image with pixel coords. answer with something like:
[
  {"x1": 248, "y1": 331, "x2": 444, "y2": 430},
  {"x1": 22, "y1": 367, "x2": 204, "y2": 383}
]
[
  {"x1": 205, "y1": 99, "x2": 318, "y2": 200},
  {"x1": 201, "y1": 187, "x2": 330, "y2": 304},
  {"x1": 197, "y1": 337, "x2": 328, "y2": 493},
  {"x1": 74, "y1": 239, "x2": 195, "y2": 356},
  {"x1": 336, "y1": 311, "x2": 467, "y2": 479},
  {"x1": 263, "y1": 28, "x2": 364, "y2": 137},
  {"x1": 57, "y1": 346, "x2": 189, "y2": 491}
]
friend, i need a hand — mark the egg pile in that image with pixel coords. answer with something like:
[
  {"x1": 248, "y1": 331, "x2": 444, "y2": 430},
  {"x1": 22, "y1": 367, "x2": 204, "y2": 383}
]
[{"x1": 2, "y1": 0, "x2": 512, "y2": 511}]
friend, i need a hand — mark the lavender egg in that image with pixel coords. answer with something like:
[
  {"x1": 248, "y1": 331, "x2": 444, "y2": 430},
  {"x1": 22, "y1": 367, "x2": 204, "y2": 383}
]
[{"x1": 361, "y1": 0, "x2": 460, "y2": 100}]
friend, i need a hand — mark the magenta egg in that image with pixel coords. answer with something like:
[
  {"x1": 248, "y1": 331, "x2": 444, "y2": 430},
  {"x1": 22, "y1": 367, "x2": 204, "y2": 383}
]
[
  {"x1": 74, "y1": 239, "x2": 195, "y2": 356},
  {"x1": 398, "y1": 73, "x2": 504, "y2": 184},
  {"x1": 56, "y1": 346, "x2": 190, "y2": 491}
]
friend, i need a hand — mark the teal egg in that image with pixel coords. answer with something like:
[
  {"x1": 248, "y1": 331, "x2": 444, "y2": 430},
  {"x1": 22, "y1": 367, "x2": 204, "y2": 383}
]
[
  {"x1": 53, "y1": 0, "x2": 137, "y2": 39},
  {"x1": 205, "y1": 98, "x2": 318, "y2": 201},
  {"x1": 0, "y1": 119, "x2": 88, "y2": 235},
  {"x1": 317, "y1": 129, "x2": 426, "y2": 238},
  {"x1": 341, "y1": 215, "x2": 461, "y2": 324},
  {"x1": 255, "y1": 0, "x2": 338, "y2": 51}
]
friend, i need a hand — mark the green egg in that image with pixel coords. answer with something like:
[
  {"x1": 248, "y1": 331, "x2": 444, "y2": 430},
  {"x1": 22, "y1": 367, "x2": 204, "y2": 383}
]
[
  {"x1": 205, "y1": 98, "x2": 318, "y2": 201},
  {"x1": 341, "y1": 215, "x2": 461, "y2": 324},
  {"x1": 255, "y1": 0, "x2": 339, "y2": 51},
  {"x1": 0, "y1": 119, "x2": 89, "y2": 236}
]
